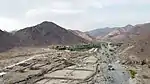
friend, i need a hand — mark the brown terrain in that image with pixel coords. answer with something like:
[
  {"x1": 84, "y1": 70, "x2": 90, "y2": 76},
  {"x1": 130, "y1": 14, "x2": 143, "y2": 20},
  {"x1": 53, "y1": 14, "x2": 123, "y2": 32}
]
[
  {"x1": 69, "y1": 30, "x2": 94, "y2": 42},
  {"x1": 87, "y1": 23, "x2": 150, "y2": 83},
  {"x1": 0, "y1": 47, "x2": 94, "y2": 84},
  {"x1": 116, "y1": 23, "x2": 150, "y2": 84},
  {"x1": 14, "y1": 21, "x2": 88, "y2": 46},
  {"x1": 0, "y1": 42, "x2": 131, "y2": 84},
  {"x1": 0, "y1": 21, "x2": 89, "y2": 52},
  {"x1": 0, "y1": 21, "x2": 150, "y2": 84},
  {"x1": 89, "y1": 23, "x2": 150, "y2": 61},
  {"x1": 119, "y1": 23, "x2": 150, "y2": 61},
  {"x1": 0, "y1": 30, "x2": 19, "y2": 52},
  {"x1": 102, "y1": 25, "x2": 134, "y2": 42},
  {"x1": 87, "y1": 27, "x2": 115, "y2": 38},
  {"x1": 87, "y1": 25, "x2": 134, "y2": 41}
]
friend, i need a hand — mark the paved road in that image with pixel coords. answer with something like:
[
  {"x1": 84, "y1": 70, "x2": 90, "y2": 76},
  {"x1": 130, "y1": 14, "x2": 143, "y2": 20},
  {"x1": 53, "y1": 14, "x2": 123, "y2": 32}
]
[{"x1": 97, "y1": 43, "x2": 130, "y2": 84}]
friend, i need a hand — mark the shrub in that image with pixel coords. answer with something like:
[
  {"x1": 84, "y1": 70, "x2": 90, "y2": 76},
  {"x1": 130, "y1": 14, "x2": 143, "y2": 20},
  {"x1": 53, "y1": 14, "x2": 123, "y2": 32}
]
[{"x1": 129, "y1": 69, "x2": 137, "y2": 79}]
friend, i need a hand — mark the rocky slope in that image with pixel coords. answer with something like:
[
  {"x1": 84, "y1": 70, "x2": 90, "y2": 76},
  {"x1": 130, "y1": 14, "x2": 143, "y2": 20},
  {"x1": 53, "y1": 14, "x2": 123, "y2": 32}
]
[
  {"x1": 14, "y1": 21, "x2": 88, "y2": 46},
  {"x1": 87, "y1": 27, "x2": 115, "y2": 38},
  {"x1": 0, "y1": 21, "x2": 89, "y2": 52},
  {"x1": 119, "y1": 23, "x2": 150, "y2": 62},
  {"x1": 103, "y1": 25, "x2": 134, "y2": 42},
  {"x1": 0, "y1": 30, "x2": 19, "y2": 52},
  {"x1": 69, "y1": 30, "x2": 94, "y2": 42},
  {"x1": 87, "y1": 25, "x2": 134, "y2": 40},
  {"x1": 117, "y1": 23, "x2": 150, "y2": 84}
]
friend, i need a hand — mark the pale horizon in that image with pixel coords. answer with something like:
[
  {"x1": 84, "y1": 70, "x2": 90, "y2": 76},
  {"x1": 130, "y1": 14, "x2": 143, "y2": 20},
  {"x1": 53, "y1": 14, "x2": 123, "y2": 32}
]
[{"x1": 0, "y1": 0, "x2": 150, "y2": 32}]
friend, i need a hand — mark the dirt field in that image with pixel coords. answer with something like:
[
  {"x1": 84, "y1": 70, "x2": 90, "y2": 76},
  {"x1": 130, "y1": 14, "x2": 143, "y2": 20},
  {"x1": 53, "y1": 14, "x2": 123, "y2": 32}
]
[{"x1": 0, "y1": 43, "x2": 148, "y2": 84}]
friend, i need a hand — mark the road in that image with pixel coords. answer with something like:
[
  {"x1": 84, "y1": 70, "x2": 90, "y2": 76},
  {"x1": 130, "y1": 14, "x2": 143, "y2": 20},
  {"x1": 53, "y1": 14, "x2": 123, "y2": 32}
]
[
  {"x1": 96, "y1": 42, "x2": 130, "y2": 84},
  {"x1": 0, "y1": 42, "x2": 131, "y2": 84}
]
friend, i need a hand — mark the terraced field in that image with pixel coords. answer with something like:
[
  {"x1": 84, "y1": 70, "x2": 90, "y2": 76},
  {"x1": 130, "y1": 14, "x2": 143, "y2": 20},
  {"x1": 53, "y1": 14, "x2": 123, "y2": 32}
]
[{"x1": 0, "y1": 42, "x2": 131, "y2": 84}]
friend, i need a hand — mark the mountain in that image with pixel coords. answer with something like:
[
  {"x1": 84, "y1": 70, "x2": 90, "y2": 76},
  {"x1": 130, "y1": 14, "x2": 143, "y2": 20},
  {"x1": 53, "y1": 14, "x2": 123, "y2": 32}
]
[
  {"x1": 87, "y1": 27, "x2": 115, "y2": 37},
  {"x1": 87, "y1": 25, "x2": 134, "y2": 41},
  {"x1": 14, "y1": 21, "x2": 88, "y2": 46},
  {"x1": 119, "y1": 23, "x2": 150, "y2": 62},
  {"x1": 103, "y1": 24, "x2": 134, "y2": 41},
  {"x1": 69, "y1": 30, "x2": 94, "y2": 42},
  {"x1": 0, "y1": 30, "x2": 19, "y2": 52}
]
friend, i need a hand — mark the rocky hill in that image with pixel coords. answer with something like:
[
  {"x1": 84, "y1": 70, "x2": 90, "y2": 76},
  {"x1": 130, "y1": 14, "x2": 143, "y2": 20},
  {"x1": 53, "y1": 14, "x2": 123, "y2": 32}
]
[
  {"x1": 0, "y1": 30, "x2": 19, "y2": 52},
  {"x1": 119, "y1": 23, "x2": 150, "y2": 62},
  {"x1": 87, "y1": 25, "x2": 135, "y2": 41},
  {"x1": 87, "y1": 27, "x2": 115, "y2": 38},
  {"x1": 88, "y1": 23, "x2": 150, "y2": 62},
  {"x1": 103, "y1": 25, "x2": 134, "y2": 42},
  {"x1": 69, "y1": 30, "x2": 94, "y2": 42},
  {"x1": 14, "y1": 21, "x2": 88, "y2": 46}
]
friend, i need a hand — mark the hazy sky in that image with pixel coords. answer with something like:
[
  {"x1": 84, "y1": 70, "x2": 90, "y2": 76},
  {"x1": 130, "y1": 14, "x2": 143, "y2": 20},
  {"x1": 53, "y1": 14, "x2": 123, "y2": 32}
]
[{"x1": 0, "y1": 0, "x2": 150, "y2": 31}]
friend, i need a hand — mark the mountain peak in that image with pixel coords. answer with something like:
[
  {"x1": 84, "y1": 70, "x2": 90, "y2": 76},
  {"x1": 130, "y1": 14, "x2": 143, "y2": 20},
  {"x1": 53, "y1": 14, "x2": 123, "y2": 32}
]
[
  {"x1": 0, "y1": 29, "x2": 3, "y2": 32},
  {"x1": 41, "y1": 21, "x2": 53, "y2": 24},
  {"x1": 14, "y1": 21, "x2": 88, "y2": 46},
  {"x1": 125, "y1": 24, "x2": 133, "y2": 28},
  {"x1": 40, "y1": 21, "x2": 56, "y2": 25},
  {"x1": 36, "y1": 21, "x2": 61, "y2": 29}
]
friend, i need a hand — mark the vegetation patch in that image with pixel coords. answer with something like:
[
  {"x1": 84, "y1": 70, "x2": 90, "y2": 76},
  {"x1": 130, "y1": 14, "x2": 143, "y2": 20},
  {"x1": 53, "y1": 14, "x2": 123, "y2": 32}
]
[
  {"x1": 55, "y1": 43, "x2": 102, "y2": 51},
  {"x1": 54, "y1": 42, "x2": 123, "y2": 51},
  {"x1": 129, "y1": 69, "x2": 137, "y2": 79},
  {"x1": 68, "y1": 43, "x2": 102, "y2": 51}
]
